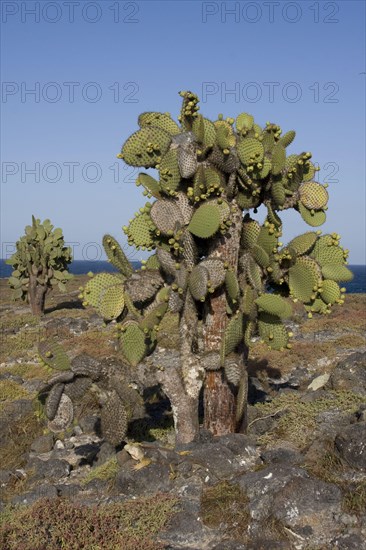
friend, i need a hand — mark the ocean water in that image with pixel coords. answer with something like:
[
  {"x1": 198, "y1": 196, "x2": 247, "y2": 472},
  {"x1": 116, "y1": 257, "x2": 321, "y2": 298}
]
[{"x1": 1, "y1": 260, "x2": 365, "y2": 294}]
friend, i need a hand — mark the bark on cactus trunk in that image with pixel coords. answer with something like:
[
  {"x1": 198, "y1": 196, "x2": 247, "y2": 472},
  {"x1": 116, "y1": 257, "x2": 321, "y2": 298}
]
[
  {"x1": 28, "y1": 274, "x2": 47, "y2": 316},
  {"x1": 203, "y1": 203, "x2": 248, "y2": 435}
]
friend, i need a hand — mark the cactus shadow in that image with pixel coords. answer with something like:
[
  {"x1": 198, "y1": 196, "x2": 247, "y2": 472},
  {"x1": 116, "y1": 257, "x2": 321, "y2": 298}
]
[
  {"x1": 247, "y1": 358, "x2": 282, "y2": 404},
  {"x1": 44, "y1": 300, "x2": 84, "y2": 314}
]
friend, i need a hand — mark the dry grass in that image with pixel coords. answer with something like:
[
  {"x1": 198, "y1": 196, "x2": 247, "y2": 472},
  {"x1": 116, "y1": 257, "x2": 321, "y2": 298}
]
[
  {"x1": 200, "y1": 481, "x2": 250, "y2": 540},
  {"x1": 0, "y1": 494, "x2": 179, "y2": 550}
]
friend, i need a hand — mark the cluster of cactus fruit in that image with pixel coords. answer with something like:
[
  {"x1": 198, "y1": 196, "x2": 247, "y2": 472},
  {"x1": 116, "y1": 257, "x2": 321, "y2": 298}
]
[
  {"x1": 80, "y1": 91, "x2": 352, "y2": 373},
  {"x1": 6, "y1": 216, "x2": 72, "y2": 315},
  {"x1": 38, "y1": 340, "x2": 143, "y2": 444}
]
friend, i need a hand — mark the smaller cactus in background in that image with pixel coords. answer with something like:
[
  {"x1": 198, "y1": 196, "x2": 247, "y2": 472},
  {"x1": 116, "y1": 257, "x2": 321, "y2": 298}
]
[{"x1": 6, "y1": 216, "x2": 73, "y2": 315}]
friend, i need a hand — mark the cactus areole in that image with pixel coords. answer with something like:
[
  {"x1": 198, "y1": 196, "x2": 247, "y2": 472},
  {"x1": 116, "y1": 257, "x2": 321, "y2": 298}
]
[
  {"x1": 86, "y1": 91, "x2": 352, "y2": 443},
  {"x1": 7, "y1": 216, "x2": 73, "y2": 315}
]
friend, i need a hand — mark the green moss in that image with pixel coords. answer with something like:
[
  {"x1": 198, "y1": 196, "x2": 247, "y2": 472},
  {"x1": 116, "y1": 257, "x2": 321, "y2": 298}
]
[
  {"x1": 0, "y1": 313, "x2": 39, "y2": 331},
  {"x1": 1, "y1": 363, "x2": 50, "y2": 381},
  {"x1": 81, "y1": 457, "x2": 119, "y2": 487},
  {"x1": 0, "y1": 494, "x2": 179, "y2": 550},
  {"x1": 254, "y1": 390, "x2": 365, "y2": 448}
]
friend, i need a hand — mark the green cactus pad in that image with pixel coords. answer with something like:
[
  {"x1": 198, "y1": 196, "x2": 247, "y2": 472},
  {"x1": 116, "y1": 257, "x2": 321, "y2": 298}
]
[
  {"x1": 225, "y1": 270, "x2": 240, "y2": 301},
  {"x1": 258, "y1": 312, "x2": 289, "y2": 350},
  {"x1": 298, "y1": 202, "x2": 326, "y2": 227},
  {"x1": 236, "y1": 190, "x2": 260, "y2": 210},
  {"x1": 120, "y1": 322, "x2": 147, "y2": 367},
  {"x1": 188, "y1": 203, "x2": 221, "y2": 239},
  {"x1": 319, "y1": 279, "x2": 341, "y2": 304},
  {"x1": 257, "y1": 224, "x2": 278, "y2": 255},
  {"x1": 192, "y1": 115, "x2": 216, "y2": 148},
  {"x1": 98, "y1": 284, "x2": 125, "y2": 320},
  {"x1": 220, "y1": 313, "x2": 244, "y2": 365},
  {"x1": 246, "y1": 256, "x2": 263, "y2": 291},
  {"x1": 288, "y1": 256, "x2": 321, "y2": 302},
  {"x1": 271, "y1": 181, "x2": 286, "y2": 207},
  {"x1": 251, "y1": 244, "x2": 270, "y2": 269},
  {"x1": 102, "y1": 235, "x2": 133, "y2": 277},
  {"x1": 140, "y1": 302, "x2": 168, "y2": 332},
  {"x1": 244, "y1": 319, "x2": 255, "y2": 346},
  {"x1": 145, "y1": 253, "x2": 160, "y2": 270},
  {"x1": 255, "y1": 294, "x2": 292, "y2": 319},
  {"x1": 302, "y1": 161, "x2": 316, "y2": 182},
  {"x1": 299, "y1": 182, "x2": 329, "y2": 210},
  {"x1": 279, "y1": 130, "x2": 296, "y2": 148},
  {"x1": 179, "y1": 90, "x2": 200, "y2": 131},
  {"x1": 150, "y1": 199, "x2": 183, "y2": 235},
  {"x1": 126, "y1": 211, "x2": 156, "y2": 248},
  {"x1": 237, "y1": 137, "x2": 264, "y2": 166},
  {"x1": 266, "y1": 203, "x2": 282, "y2": 229},
  {"x1": 321, "y1": 264, "x2": 353, "y2": 282},
  {"x1": 136, "y1": 173, "x2": 162, "y2": 199},
  {"x1": 215, "y1": 120, "x2": 236, "y2": 150},
  {"x1": 236, "y1": 113, "x2": 254, "y2": 134},
  {"x1": 287, "y1": 232, "x2": 318, "y2": 256},
  {"x1": 310, "y1": 236, "x2": 345, "y2": 266},
  {"x1": 121, "y1": 127, "x2": 171, "y2": 167},
  {"x1": 39, "y1": 340, "x2": 71, "y2": 371},
  {"x1": 188, "y1": 265, "x2": 209, "y2": 301},
  {"x1": 271, "y1": 144, "x2": 286, "y2": 175},
  {"x1": 305, "y1": 297, "x2": 329, "y2": 314},
  {"x1": 241, "y1": 216, "x2": 261, "y2": 249},
  {"x1": 101, "y1": 390, "x2": 128, "y2": 446},
  {"x1": 241, "y1": 284, "x2": 256, "y2": 316},
  {"x1": 83, "y1": 272, "x2": 124, "y2": 308},
  {"x1": 159, "y1": 148, "x2": 181, "y2": 194},
  {"x1": 138, "y1": 112, "x2": 181, "y2": 135}
]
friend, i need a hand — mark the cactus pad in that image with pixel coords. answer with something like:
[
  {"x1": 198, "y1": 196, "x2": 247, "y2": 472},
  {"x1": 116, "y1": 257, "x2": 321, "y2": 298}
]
[
  {"x1": 136, "y1": 173, "x2": 162, "y2": 199},
  {"x1": 288, "y1": 256, "x2": 321, "y2": 302},
  {"x1": 45, "y1": 383, "x2": 65, "y2": 420},
  {"x1": 255, "y1": 294, "x2": 292, "y2": 319},
  {"x1": 319, "y1": 279, "x2": 341, "y2": 304},
  {"x1": 102, "y1": 235, "x2": 133, "y2": 277},
  {"x1": 150, "y1": 199, "x2": 183, "y2": 235},
  {"x1": 237, "y1": 137, "x2": 264, "y2": 166},
  {"x1": 225, "y1": 270, "x2": 240, "y2": 301},
  {"x1": 220, "y1": 313, "x2": 244, "y2": 364},
  {"x1": 126, "y1": 210, "x2": 156, "y2": 249},
  {"x1": 287, "y1": 232, "x2": 318, "y2": 256},
  {"x1": 98, "y1": 284, "x2": 125, "y2": 320},
  {"x1": 101, "y1": 390, "x2": 128, "y2": 446},
  {"x1": 83, "y1": 272, "x2": 124, "y2": 308},
  {"x1": 188, "y1": 203, "x2": 221, "y2": 238},
  {"x1": 48, "y1": 393, "x2": 74, "y2": 433},
  {"x1": 321, "y1": 263, "x2": 353, "y2": 282},
  {"x1": 120, "y1": 322, "x2": 147, "y2": 366},
  {"x1": 299, "y1": 182, "x2": 328, "y2": 210},
  {"x1": 159, "y1": 149, "x2": 181, "y2": 193},
  {"x1": 138, "y1": 112, "x2": 180, "y2": 135},
  {"x1": 258, "y1": 312, "x2": 289, "y2": 350},
  {"x1": 64, "y1": 377, "x2": 92, "y2": 401},
  {"x1": 298, "y1": 202, "x2": 326, "y2": 227},
  {"x1": 121, "y1": 127, "x2": 171, "y2": 167},
  {"x1": 188, "y1": 265, "x2": 209, "y2": 301},
  {"x1": 39, "y1": 340, "x2": 71, "y2": 371}
]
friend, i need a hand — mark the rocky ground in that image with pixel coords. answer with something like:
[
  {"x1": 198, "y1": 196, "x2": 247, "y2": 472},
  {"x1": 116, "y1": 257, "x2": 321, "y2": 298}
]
[{"x1": 0, "y1": 276, "x2": 365, "y2": 549}]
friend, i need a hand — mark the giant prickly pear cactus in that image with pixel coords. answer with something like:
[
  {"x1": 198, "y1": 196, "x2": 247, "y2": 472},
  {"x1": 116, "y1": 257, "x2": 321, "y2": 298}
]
[
  {"x1": 86, "y1": 91, "x2": 353, "y2": 443},
  {"x1": 6, "y1": 216, "x2": 73, "y2": 315}
]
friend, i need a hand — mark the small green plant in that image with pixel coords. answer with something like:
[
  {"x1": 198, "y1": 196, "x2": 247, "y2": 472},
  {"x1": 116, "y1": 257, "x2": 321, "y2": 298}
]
[{"x1": 6, "y1": 216, "x2": 73, "y2": 315}]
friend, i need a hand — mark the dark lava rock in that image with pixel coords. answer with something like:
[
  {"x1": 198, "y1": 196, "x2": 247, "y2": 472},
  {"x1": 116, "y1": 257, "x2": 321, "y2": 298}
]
[
  {"x1": 331, "y1": 533, "x2": 366, "y2": 549},
  {"x1": 246, "y1": 540, "x2": 292, "y2": 550},
  {"x1": 115, "y1": 461, "x2": 172, "y2": 496},
  {"x1": 78, "y1": 414, "x2": 100, "y2": 435},
  {"x1": 94, "y1": 441, "x2": 116, "y2": 466},
  {"x1": 271, "y1": 476, "x2": 343, "y2": 542},
  {"x1": 159, "y1": 498, "x2": 216, "y2": 549},
  {"x1": 27, "y1": 457, "x2": 71, "y2": 481},
  {"x1": 334, "y1": 422, "x2": 366, "y2": 469},
  {"x1": 56, "y1": 483, "x2": 82, "y2": 498},
  {"x1": 260, "y1": 444, "x2": 304, "y2": 467},
  {"x1": 12, "y1": 484, "x2": 58, "y2": 505},
  {"x1": 328, "y1": 352, "x2": 366, "y2": 395},
  {"x1": 0, "y1": 470, "x2": 12, "y2": 485},
  {"x1": 30, "y1": 433, "x2": 55, "y2": 454},
  {"x1": 210, "y1": 541, "x2": 247, "y2": 550}
]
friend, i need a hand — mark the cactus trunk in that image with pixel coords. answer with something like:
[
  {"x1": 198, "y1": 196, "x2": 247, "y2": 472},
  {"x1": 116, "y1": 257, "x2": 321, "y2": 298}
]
[
  {"x1": 203, "y1": 203, "x2": 247, "y2": 435},
  {"x1": 29, "y1": 274, "x2": 47, "y2": 316}
]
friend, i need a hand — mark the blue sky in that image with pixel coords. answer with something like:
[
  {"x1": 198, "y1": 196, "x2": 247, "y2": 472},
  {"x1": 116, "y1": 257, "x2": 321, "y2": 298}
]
[{"x1": 1, "y1": 0, "x2": 365, "y2": 263}]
